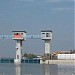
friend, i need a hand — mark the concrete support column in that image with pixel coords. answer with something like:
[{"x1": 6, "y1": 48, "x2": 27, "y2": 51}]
[
  {"x1": 45, "y1": 40, "x2": 50, "y2": 54},
  {"x1": 15, "y1": 40, "x2": 22, "y2": 64}
]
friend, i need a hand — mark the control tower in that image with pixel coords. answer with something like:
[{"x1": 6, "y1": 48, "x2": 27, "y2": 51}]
[
  {"x1": 41, "y1": 30, "x2": 52, "y2": 60},
  {"x1": 12, "y1": 31, "x2": 26, "y2": 64}
]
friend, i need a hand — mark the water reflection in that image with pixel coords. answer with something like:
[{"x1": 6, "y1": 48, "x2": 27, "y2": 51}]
[
  {"x1": 57, "y1": 64, "x2": 75, "y2": 75},
  {"x1": 15, "y1": 64, "x2": 22, "y2": 75},
  {"x1": 42, "y1": 64, "x2": 58, "y2": 75},
  {"x1": 15, "y1": 64, "x2": 58, "y2": 75},
  {"x1": 43, "y1": 64, "x2": 51, "y2": 75},
  {"x1": 15, "y1": 64, "x2": 75, "y2": 75}
]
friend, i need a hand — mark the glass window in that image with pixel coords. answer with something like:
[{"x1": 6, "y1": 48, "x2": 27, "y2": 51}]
[
  {"x1": 21, "y1": 33, "x2": 23, "y2": 35},
  {"x1": 16, "y1": 33, "x2": 18, "y2": 35},
  {"x1": 46, "y1": 33, "x2": 50, "y2": 37},
  {"x1": 14, "y1": 33, "x2": 19, "y2": 35},
  {"x1": 42, "y1": 33, "x2": 45, "y2": 34}
]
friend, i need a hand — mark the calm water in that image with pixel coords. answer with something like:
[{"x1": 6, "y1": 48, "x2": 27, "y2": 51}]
[{"x1": 0, "y1": 63, "x2": 75, "y2": 75}]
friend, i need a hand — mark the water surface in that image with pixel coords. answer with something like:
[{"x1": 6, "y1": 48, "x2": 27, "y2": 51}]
[{"x1": 0, "y1": 63, "x2": 75, "y2": 75}]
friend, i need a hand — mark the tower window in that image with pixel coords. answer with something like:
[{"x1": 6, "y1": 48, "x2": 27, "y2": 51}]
[
  {"x1": 17, "y1": 55, "x2": 19, "y2": 59},
  {"x1": 42, "y1": 33, "x2": 45, "y2": 34},
  {"x1": 16, "y1": 33, "x2": 18, "y2": 35},
  {"x1": 21, "y1": 33, "x2": 23, "y2": 35},
  {"x1": 46, "y1": 33, "x2": 50, "y2": 37}
]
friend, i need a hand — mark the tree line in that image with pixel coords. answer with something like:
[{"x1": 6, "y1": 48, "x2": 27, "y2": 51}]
[{"x1": 23, "y1": 53, "x2": 37, "y2": 59}]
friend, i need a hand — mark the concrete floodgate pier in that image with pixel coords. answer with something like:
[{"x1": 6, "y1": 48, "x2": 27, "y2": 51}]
[
  {"x1": 12, "y1": 31, "x2": 26, "y2": 64},
  {"x1": 0, "y1": 30, "x2": 74, "y2": 65}
]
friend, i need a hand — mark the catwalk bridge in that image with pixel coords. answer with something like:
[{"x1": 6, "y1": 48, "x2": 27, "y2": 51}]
[{"x1": 0, "y1": 35, "x2": 41, "y2": 39}]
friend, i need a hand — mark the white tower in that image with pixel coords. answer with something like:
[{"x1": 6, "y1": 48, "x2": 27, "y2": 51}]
[
  {"x1": 41, "y1": 30, "x2": 52, "y2": 54},
  {"x1": 12, "y1": 31, "x2": 26, "y2": 64}
]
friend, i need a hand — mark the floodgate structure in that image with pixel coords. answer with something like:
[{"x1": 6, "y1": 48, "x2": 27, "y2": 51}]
[
  {"x1": 0, "y1": 30, "x2": 75, "y2": 64},
  {"x1": 0, "y1": 30, "x2": 52, "y2": 64}
]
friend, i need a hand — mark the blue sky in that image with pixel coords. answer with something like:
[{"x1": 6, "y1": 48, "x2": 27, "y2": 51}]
[{"x1": 0, "y1": 0, "x2": 74, "y2": 57}]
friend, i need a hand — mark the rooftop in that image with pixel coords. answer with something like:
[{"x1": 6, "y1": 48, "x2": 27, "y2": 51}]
[
  {"x1": 12, "y1": 31, "x2": 26, "y2": 33},
  {"x1": 41, "y1": 30, "x2": 52, "y2": 32}
]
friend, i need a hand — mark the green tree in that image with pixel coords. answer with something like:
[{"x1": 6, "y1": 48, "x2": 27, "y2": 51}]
[
  {"x1": 23, "y1": 53, "x2": 37, "y2": 59},
  {"x1": 23, "y1": 53, "x2": 28, "y2": 58}
]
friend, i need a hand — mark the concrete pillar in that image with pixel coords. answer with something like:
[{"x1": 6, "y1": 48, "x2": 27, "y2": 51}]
[
  {"x1": 15, "y1": 40, "x2": 22, "y2": 64},
  {"x1": 45, "y1": 40, "x2": 50, "y2": 54}
]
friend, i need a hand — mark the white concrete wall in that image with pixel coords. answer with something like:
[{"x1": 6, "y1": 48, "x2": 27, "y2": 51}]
[{"x1": 58, "y1": 54, "x2": 75, "y2": 60}]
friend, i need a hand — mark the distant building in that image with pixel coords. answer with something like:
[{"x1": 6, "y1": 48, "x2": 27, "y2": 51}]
[
  {"x1": 52, "y1": 50, "x2": 75, "y2": 60},
  {"x1": 53, "y1": 50, "x2": 75, "y2": 55},
  {"x1": 58, "y1": 54, "x2": 75, "y2": 60}
]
